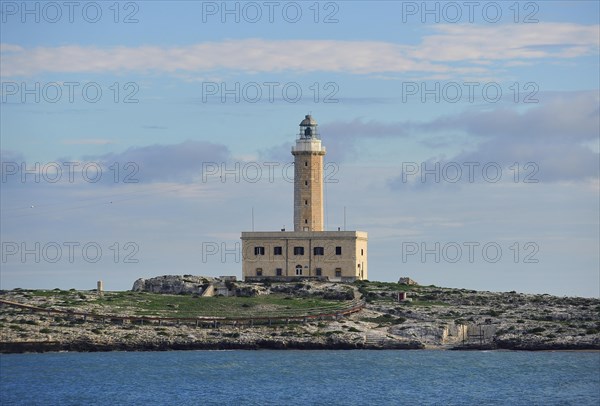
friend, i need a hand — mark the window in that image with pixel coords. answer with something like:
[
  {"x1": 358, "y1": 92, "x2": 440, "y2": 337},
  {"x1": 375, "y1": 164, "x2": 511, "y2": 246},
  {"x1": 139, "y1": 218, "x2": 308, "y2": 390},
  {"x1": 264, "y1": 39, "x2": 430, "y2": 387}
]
[
  {"x1": 254, "y1": 246, "x2": 265, "y2": 255},
  {"x1": 276, "y1": 268, "x2": 283, "y2": 276},
  {"x1": 304, "y1": 161, "x2": 308, "y2": 167},
  {"x1": 256, "y1": 268, "x2": 263, "y2": 276},
  {"x1": 335, "y1": 246, "x2": 342, "y2": 255},
  {"x1": 305, "y1": 219, "x2": 308, "y2": 224},
  {"x1": 335, "y1": 268, "x2": 342, "y2": 277},
  {"x1": 305, "y1": 180, "x2": 308, "y2": 186},
  {"x1": 294, "y1": 246, "x2": 305, "y2": 256},
  {"x1": 361, "y1": 249, "x2": 364, "y2": 256},
  {"x1": 313, "y1": 247, "x2": 324, "y2": 256},
  {"x1": 295, "y1": 265, "x2": 303, "y2": 276},
  {"x1": 274, "y1": 246, "x2": 283, "y2": 255},
  {"x1": 316, "y1": 268, "x2": 322, "y2": 276},
  {"x1": 305, "y1": 200, "x2": 308, "y2": 205}
]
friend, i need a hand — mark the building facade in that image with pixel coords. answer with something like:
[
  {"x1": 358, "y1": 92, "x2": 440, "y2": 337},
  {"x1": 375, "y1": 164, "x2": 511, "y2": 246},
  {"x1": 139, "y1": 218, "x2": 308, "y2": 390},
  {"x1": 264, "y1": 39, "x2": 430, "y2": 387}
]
[{"x1": 241, "y1": 115, "x2": 368, "y2": 282}]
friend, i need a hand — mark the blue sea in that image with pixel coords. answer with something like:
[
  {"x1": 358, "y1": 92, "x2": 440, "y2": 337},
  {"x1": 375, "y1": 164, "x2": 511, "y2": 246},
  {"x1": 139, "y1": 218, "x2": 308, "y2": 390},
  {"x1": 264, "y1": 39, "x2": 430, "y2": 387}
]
[{"x1": 1, "y1": 350, "x2": 599, "y2": 405}]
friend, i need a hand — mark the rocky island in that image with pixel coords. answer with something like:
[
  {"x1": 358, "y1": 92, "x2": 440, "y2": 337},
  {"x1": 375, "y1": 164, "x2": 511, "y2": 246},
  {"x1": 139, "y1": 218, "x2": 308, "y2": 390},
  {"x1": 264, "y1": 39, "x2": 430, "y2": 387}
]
[{"x1": 1, "y1": 276, "x2": 599, "y2": 353}]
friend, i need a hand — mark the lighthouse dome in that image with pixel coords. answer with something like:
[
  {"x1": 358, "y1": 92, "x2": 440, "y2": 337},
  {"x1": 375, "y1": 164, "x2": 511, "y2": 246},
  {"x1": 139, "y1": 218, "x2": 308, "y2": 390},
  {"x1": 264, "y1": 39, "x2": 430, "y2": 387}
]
[{"x1": 299, "y1": 114, "x2": 317, "y2": 126}]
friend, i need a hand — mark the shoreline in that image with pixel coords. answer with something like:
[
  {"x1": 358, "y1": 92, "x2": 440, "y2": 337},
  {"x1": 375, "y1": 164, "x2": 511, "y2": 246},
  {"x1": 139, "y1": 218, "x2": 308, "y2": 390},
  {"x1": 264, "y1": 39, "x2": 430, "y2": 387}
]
[{"x1": 2, "y1": 340, "x2": 599, "y2": 354}]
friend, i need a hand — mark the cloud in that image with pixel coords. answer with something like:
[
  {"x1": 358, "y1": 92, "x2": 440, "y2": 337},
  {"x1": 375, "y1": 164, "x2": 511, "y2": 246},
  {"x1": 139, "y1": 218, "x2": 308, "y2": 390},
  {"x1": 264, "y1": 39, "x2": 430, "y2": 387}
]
[
  {"x1": 2, "y1": 23, "x2": 597, "y2": 78},
  {"x1": 264, "y1": 92, "x2": 597, "y2": 183},
  {"x1": 89, "y1": 140, "x2": 231, "y2": 183},
  {"x1": 0, "y1": 40, "x2": 433, "y2": 77},
  {"x1": 319, "y1": 119, "x2": 411, "y2": 162},
  {"x1": 421, "y1": 92, "x2": 599, "y2": 143},
  {"x1": 413, "y1": 23, "x2": 599, "y2": 63},
  {"x1": 0, "y1": 141, "x2": 232, "y2": 188},
  {"x1": 262, "y1": 92, "x2": 600, "y2": 177},
  {"x1": 389, "y1": 91, "x2": 600, "y2": 186}
]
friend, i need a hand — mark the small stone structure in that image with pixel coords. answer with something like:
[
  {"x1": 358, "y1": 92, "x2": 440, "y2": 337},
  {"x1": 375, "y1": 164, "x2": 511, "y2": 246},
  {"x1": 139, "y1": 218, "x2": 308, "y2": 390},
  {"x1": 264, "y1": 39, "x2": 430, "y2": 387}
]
[
  {"x1": 397, "y1": 292, "x2": 411, "y2": 302},
  {"x1": 97, "y1": 280, "x2": 104, "y2": 297},
  {"x1": 398, "y1": 277, "x2": 418, "y2": 286}
]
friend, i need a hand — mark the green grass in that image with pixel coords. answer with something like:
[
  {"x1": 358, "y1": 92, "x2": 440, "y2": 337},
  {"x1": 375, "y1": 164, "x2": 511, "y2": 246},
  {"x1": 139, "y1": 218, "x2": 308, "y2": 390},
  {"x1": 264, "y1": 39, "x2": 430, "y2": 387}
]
[
  {"x1": 359, "y1": 314, "x2": 406, "y2": 325},
  {"x1": 15, "y1": 290, "x2": 352, "y2": 319},
  {"x1": 27, "y1": 290, "x2": 73, "y2": 297},
  {"x1": 357, "y1": 281, "x2": 415, "y2": 292}
]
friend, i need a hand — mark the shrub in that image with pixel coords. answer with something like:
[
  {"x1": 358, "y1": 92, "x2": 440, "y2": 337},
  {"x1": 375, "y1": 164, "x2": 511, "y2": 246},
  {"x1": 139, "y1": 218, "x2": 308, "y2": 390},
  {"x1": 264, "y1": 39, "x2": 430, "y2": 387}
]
[
  {"x1": 20, "y1": 319, "x2": 38, "y2": 325},
  {"x1": 528, "y1": 327, "x2": 546, "y2": 334}
]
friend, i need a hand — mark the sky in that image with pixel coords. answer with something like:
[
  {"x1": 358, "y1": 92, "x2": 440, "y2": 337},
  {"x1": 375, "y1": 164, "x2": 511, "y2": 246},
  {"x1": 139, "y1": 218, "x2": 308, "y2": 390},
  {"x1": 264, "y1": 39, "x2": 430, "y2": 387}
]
[{"x1": 0, "y1": 0, "x2": 598, "y2": 297}]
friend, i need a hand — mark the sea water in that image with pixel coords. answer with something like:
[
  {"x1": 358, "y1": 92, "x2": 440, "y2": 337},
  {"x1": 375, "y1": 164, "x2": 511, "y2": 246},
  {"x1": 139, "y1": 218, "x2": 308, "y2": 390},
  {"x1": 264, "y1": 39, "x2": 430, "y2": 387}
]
[{"x1": 1, "y1": 350, "x2": 599, "y2": 405}]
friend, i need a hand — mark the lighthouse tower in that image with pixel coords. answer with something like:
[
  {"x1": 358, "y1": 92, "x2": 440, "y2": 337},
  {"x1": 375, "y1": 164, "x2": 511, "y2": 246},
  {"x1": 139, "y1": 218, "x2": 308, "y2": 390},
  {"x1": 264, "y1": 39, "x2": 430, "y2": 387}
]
[
  {"x1": 241, "y1": 114, "x2": 367, "y2": 282},
  {"x1": 292, "y1": 115, "x2": 326, "y2": 232}
]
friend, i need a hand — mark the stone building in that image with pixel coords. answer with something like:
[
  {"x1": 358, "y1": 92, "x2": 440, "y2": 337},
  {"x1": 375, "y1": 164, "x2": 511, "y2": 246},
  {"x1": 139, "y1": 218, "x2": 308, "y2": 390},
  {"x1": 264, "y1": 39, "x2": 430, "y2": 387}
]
[{"x1": 241, "y1": 115, "x2": 368, "y2": 282}]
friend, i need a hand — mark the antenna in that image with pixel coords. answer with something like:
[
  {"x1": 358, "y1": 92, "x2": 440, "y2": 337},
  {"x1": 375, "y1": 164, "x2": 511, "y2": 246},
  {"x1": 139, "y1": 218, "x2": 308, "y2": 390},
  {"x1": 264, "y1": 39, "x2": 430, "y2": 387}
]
[{"x1": 344, "y1": 206, "x2": 347, "y2": 231}]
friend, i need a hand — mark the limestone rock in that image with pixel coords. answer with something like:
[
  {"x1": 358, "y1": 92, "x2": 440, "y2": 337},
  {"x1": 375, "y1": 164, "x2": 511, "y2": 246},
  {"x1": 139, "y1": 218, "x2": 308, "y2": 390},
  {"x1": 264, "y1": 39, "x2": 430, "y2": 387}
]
[{"x1": 131, "y1": 275, "x2": 216, "y2": 295}]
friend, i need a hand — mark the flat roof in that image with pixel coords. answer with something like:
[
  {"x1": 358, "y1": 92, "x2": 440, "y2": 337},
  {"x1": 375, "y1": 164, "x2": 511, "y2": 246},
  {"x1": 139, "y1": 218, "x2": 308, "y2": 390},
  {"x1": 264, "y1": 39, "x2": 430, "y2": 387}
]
[{"x1": 241, "y1": 231, "x2": 368, "y2": 239}]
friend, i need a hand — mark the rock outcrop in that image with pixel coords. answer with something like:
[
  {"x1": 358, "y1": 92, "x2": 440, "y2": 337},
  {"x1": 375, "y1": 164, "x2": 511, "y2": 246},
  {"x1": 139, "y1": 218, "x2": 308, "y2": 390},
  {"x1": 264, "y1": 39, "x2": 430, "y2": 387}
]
[
  {"x1": 132, "y1": 276, "x2": 355, "y2": 300},
  {"x1": 132, "y1": 275, "x2": 216, "y2": 295}
]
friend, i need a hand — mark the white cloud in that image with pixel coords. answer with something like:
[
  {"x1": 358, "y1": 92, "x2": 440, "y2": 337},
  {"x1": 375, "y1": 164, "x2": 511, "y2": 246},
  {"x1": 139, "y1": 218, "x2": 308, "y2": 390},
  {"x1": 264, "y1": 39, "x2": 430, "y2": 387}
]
[
  {"x1": 414, "y1": 23, "x2": 599, "y2": 62},
  {"x1": 389, "y1": 91, "x2": 600, "y2": 185},
  {"x1": 1, "y1": 23, "x2": 597, "y2": 78}
]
